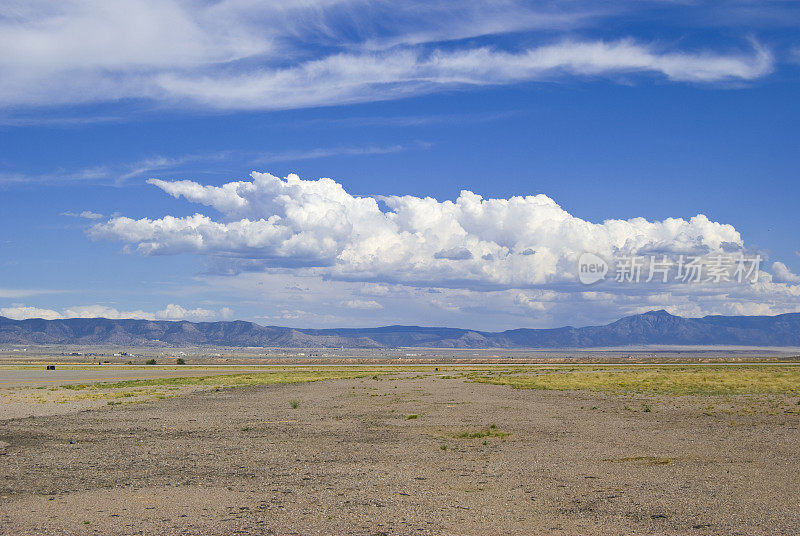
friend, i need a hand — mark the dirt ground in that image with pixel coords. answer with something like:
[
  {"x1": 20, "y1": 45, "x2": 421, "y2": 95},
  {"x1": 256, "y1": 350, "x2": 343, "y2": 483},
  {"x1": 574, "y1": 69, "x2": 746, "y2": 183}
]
[{"x1": 1, "y1": 373, "x2": 798, "y2": 535}]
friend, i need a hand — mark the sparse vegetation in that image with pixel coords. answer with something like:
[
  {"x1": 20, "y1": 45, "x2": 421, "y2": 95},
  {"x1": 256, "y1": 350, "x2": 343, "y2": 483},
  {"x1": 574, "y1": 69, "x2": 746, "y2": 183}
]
[
  {"x1": 453, "y1": 424, "x2": 511, "y2": 440},
  {"x1": 176, "y1": 358, "x2": 186, "y2": 365},
  {"x1": 406, "y1": 414, "x2": 418, "y2": 420},
  {"x1": 469, "y1": 365, "x2": 800, "y2": 395},
  {"x1": 26, "y1": 370, "x2": 378, "y2": 408},
  {"x1": 59, "y1": 388, "x2": 160, "y2": 402},
  {"x1": 96, "y1": 370, "x2": 374, "y2": 390},
  {"x1": 604, "y1": 456, "x2": 672, "y2": 465},
  {"x1": 145, "y1": 359, "x2": 157, "y2": 365}
]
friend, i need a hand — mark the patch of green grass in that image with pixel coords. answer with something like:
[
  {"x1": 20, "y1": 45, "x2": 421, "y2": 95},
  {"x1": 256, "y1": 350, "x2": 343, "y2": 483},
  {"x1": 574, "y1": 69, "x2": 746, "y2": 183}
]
[
  {"x1": 469, "y1": 365, "x2": 800, "y2": 395},
  {"x1": 289, "y1": 399, "x2": 301, "y2": 409},
  {"x1": 406, "y1": 414, "x2": 418, "y2": 420}
]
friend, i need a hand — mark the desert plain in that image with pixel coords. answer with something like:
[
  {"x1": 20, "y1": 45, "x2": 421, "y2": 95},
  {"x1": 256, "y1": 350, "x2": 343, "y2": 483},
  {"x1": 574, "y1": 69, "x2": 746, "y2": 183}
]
[{"x1": 1, "y1": 361, "x2": 799, "y2": 535}]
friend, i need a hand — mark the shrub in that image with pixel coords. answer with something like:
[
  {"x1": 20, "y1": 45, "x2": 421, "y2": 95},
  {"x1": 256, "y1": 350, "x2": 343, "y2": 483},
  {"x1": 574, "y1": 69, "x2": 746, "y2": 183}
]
[
  {"x1": 145, "y1": 359, "x2": 157, "y2": 365},
  {"x1": 289, "y1": 399, "x2": 301, "y2": 409},
  {"x1": 176, "y1": 358, "x2": 186, "y2": 365}
]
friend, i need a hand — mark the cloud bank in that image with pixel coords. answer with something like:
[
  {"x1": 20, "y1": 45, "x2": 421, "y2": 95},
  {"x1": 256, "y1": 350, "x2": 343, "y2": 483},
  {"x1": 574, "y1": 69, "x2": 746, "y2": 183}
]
[
  {"x1": 87, "y1": 171, "x2": 800, "y2": 326},
  {"x1": 0, "y1": 303, "x2": 230, "y2": 321},
  {"x1": 92, "y1": 171, "x2": 747, "y2": 290}
]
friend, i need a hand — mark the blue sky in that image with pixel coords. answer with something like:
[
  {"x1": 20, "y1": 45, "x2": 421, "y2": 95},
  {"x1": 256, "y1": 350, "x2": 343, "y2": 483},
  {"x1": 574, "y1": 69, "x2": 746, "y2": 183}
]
[{"x1": 1, "y1": 1, "x2": 799, "y2": 329}]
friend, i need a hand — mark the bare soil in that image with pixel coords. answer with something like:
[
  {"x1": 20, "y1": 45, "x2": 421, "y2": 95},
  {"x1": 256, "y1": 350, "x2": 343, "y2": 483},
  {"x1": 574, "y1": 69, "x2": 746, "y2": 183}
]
[{"x1": 1, "y1": 374, "x2": 798, "y2": 535}]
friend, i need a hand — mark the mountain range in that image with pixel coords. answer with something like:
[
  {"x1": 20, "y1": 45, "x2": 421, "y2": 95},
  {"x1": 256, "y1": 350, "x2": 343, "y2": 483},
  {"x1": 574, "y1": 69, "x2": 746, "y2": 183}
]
[{"x1": 1, "y1": 310, "x2": 800, "y2": 348}]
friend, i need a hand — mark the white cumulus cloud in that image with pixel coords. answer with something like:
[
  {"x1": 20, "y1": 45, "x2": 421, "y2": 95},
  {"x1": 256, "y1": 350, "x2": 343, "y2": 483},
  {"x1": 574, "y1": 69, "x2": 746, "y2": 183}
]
[
  {"x1": 61, "y1": 210, "x2": 105, "y2": 219},
  {"x1": 772, "y1": 262, "x2": 800, "y2": 284},
  {"x1": 0, "y1": 306, "x2": 65, "y2": 321},
  {"x1": 63, "y1": 305, "x2": 154, "y2": 320},
  {"x1": 154, "y1": 304, "x2": 217, "y2": 321},
  {"x1": 343, "y1": 299, "x2": 383, "y2": 310},
  {"x1": 0, "y1": 303, "x2": 230, "y2": 321},
  {"x1": 91, "y1": 171, "x2": 745, "y2": 290}
]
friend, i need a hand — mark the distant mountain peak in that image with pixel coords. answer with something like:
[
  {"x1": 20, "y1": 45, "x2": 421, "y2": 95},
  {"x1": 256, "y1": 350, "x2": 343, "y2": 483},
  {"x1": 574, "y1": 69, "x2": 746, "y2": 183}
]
[{"x1": 642, "y1": 309, "x2": 673, "y2": 316}]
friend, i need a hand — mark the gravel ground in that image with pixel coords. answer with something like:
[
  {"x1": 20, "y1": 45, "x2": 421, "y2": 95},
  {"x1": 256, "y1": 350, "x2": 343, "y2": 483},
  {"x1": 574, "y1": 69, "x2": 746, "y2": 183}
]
[{"x1": 1, "y1": 374, "x2": 798, "y2": 535}]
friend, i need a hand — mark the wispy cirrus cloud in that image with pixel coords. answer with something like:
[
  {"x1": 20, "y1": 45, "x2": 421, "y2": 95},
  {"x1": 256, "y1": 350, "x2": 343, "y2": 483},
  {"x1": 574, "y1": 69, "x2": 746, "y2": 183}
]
[
  {"x1": 61, "y1": 210, "x2": 105, "y2": 220},
  {"x1": 151, "y1": 40, "x2": 774, "y2": 111},
  {"x1": 0, "y1": 288, "x2": 67, "y2": 299},
  {"x1": 289, "y1": 110, "x2": 521, "y2": 129},
  {"x1": 252, "y1": 142, "x2": 426, "y2": 164},
  {"x1": 0, "y1": 1, "x2": 779, "y2": 112},
  {"x1": 0, "y1": 167, "x2": 110, "y2": 187},
  {"x1": 0, "y1": 154, "x2": 224, "y2": 187},
  {"x1": 0, "y1": 143, "x2": 422, "y2": 186},
  {"x1": 0, "y1": 114, "x2": 125, "y2": 128}
]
